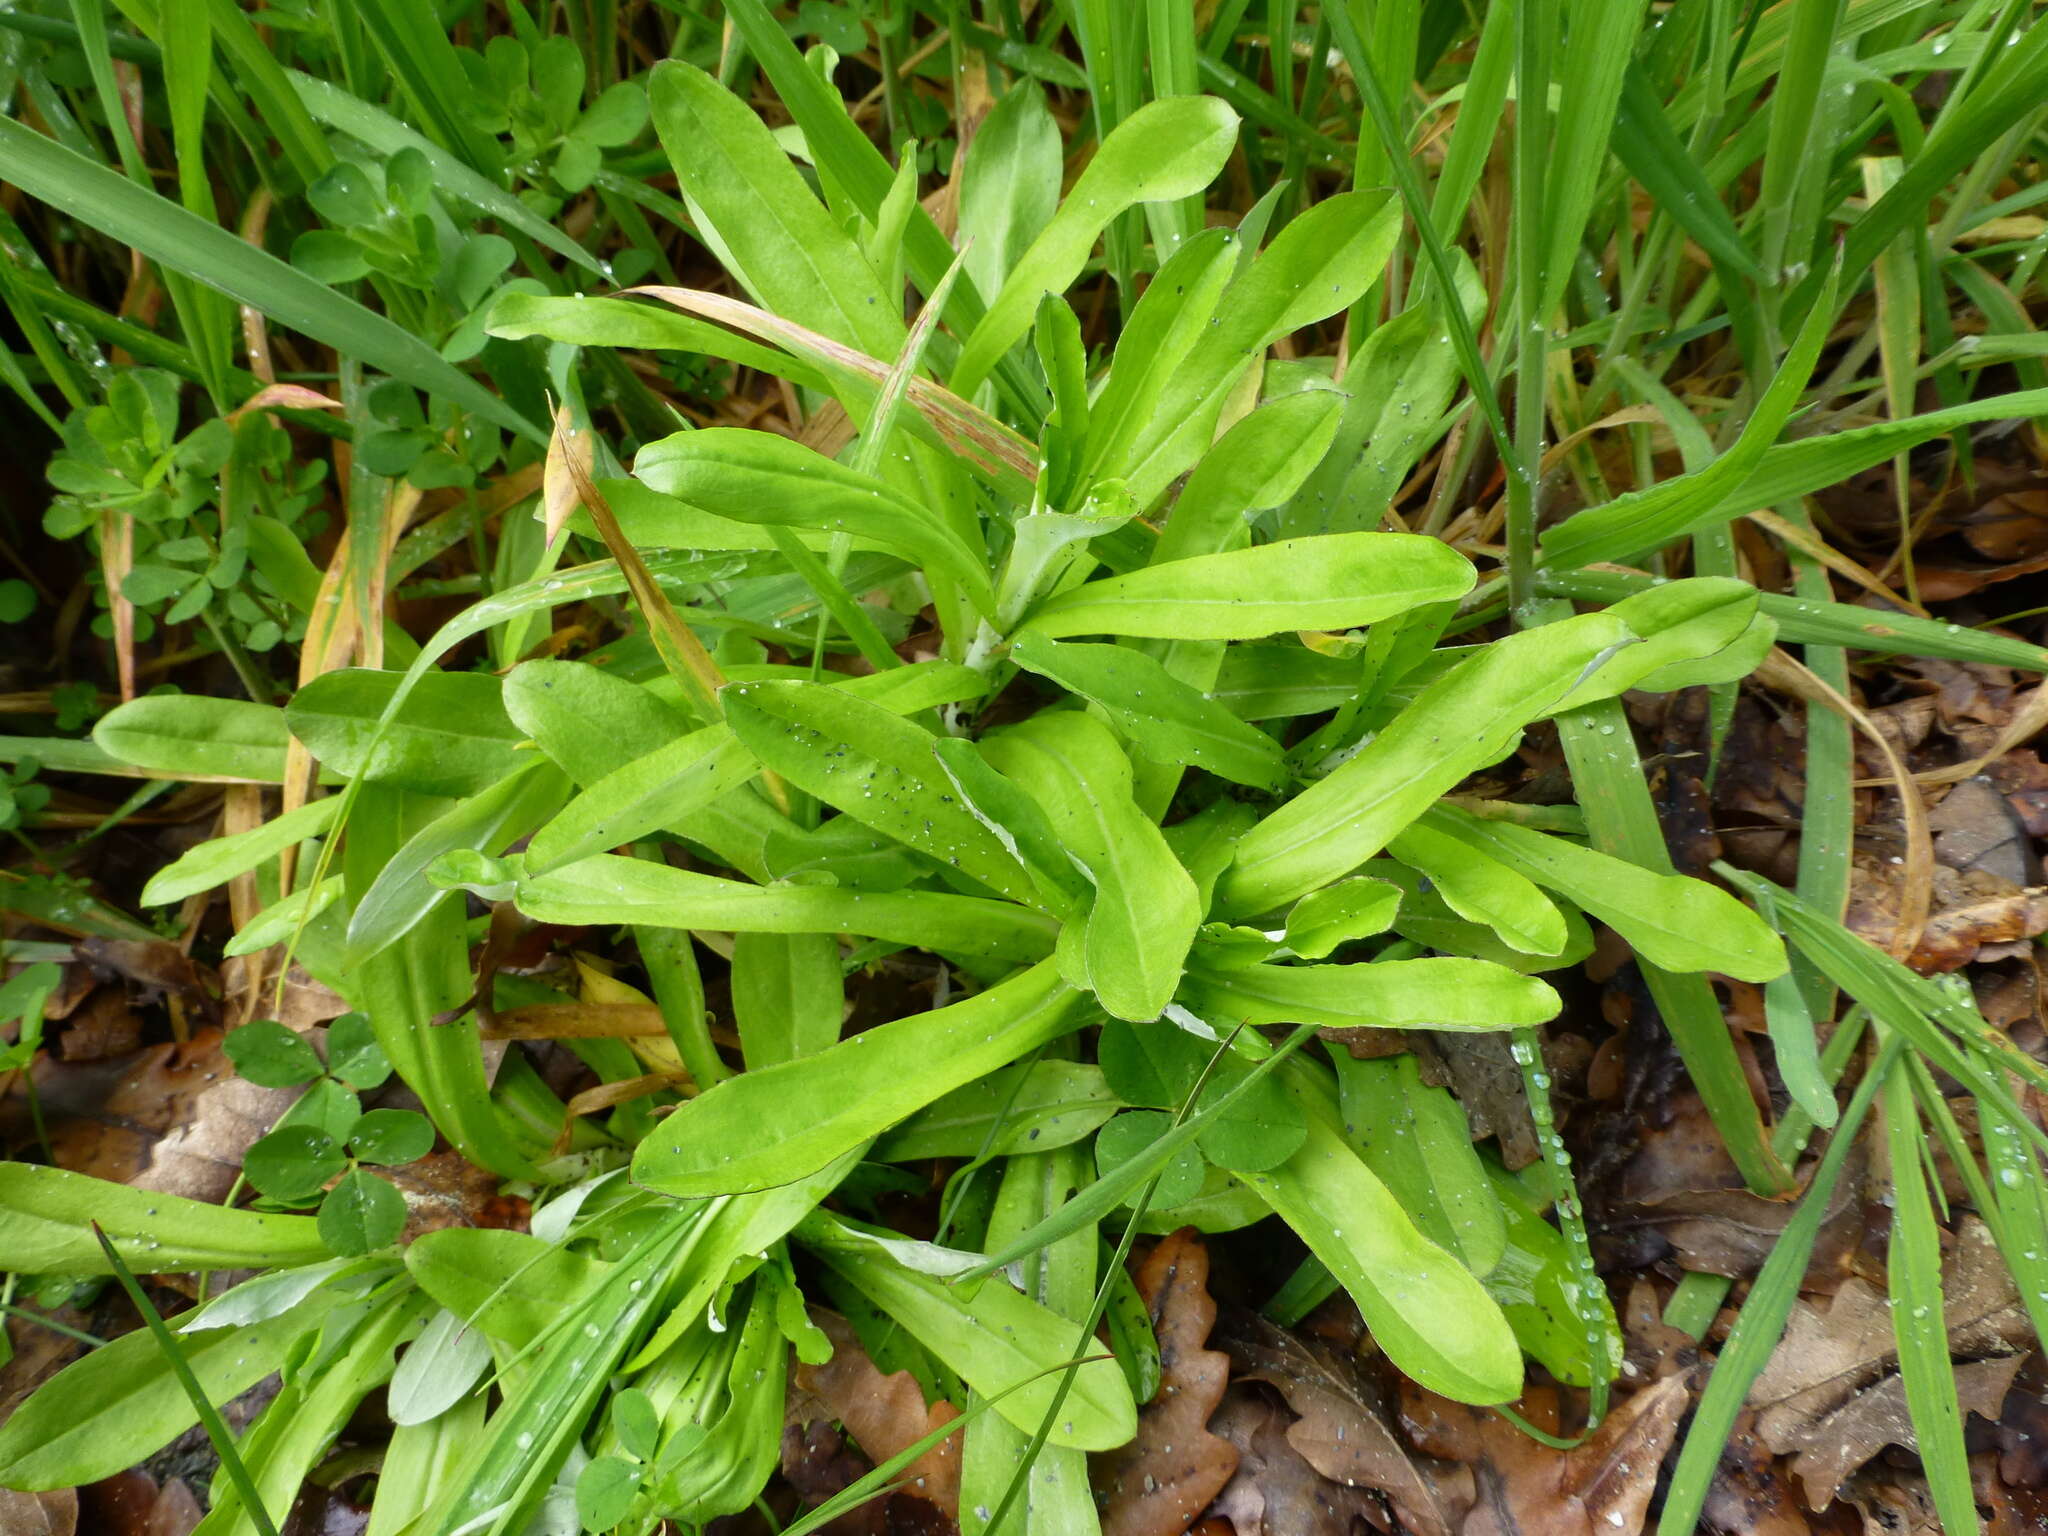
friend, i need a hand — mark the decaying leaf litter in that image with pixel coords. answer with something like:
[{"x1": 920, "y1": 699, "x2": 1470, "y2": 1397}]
[{"x1": 0, "y1": 0, "x2": 2047, "y2": 1532}]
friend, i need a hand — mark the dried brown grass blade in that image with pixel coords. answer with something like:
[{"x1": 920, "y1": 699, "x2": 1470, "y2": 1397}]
[{"x1": 1756, "y1": 647, "x2": 1932, "y2": 961}]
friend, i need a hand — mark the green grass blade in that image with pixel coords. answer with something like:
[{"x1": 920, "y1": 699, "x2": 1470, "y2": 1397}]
[
  {"x1": 1612, "y1": 63, "x2": 1765, "y2": 282},
  {"x1": 1747, "y1": 884, "x2": 1836, "y2": 1127},
  {"x1": 1429, "y1": 0, "x2": 1514, "y2": 237},
  {"x1": 1325, "y1": 0, "x2": 1518, "y2": 484},
  {"x1": 1540, "y1": 0, "x2": 1647, "y2": 320},
  {"x1": 1509, "y1": 0, "x2": 1557, "y2": 613},
  {"x1": 0, "y1": 116, "x2": 542, "y2": 441},
  {"x1": 1789, "y1": 17, "x2": 2048, "y2": 322},
  {"x1": 92, "y1": 1225, "x2": 281, "y2": 1536},
  {"x1": 1883, "y1": 1066, "x2": 1977, "y2": 1533},
  {"x1": 1659, "y1": 1035, "x2": 1906, "y2": 1535},
  {"x1": 1981, "y1": 1093, "x2": 2048, "y2": 1354},
  {"x1": 1778, "y1": 500, "x2": 1857, "y2": 1033},
  {"x1": 1720, "y1": 866, "x2": 2048, "y2": 1148},
  {"x1": 199, "y1": 0, "x2": 330, "y2": 187},
  {"x1": 1756, "y1": 0, "x2": 1844, "y2": 285},
  {"x1": 1145, "y1": 0, "x2": 1204, "y2": 255},
  {"x1": 158, "y1": 0, "x2": 236, "y2": 403},
  {"x1": 1537, "y1": 567, "x2": 2048, "y2": 669},
  {"x1": 348, "y1": 0, "x2": 503, "y2": 173},
  {"x1": 1540, "y1": 260, "x2": 1838, "y2": 568},
  {"x1": 1552, "y1": 692, "x2": 1790, "y2": 1194}
]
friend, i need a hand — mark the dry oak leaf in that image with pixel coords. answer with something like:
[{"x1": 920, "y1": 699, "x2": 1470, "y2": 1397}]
[
  {"x1": 792, "y1": 1308, "x2": 961, "y2": 1517},
  {"x1": 1779, "y1": 1353, "x2": 2023, "y2": 1512},
  {"x1": 1928, "y1": 776, "x2": 2040, "y2": 887},
  {"x1": 779, "y1": 1419, "x2": 881, "y2": 1536},
  {"x1": 1750, "y1": 1216, "x2": 2030, "y2": 1449},
  {"x1": 74, "y1": 938, "x2": 219, "y2": 1025},
  {"x1": 0, "y1": 1305, "x2": 98, "y2": 1422},
  {"x1": 1094, "y1": 1227, "x2": 1239, "y2": 1536},
  {"x1": 6, "y1": 1028, "x2": 297, "y2": 1201},
  {"x1": 1903, "y1": 883, "x2": 2048, "y2": 974},
  {"x1": 49, "y1": 986, "x2": 142, "y2": 1063},
  {"x1": 1697, "y1": 1420, "x2": 1812, "y2": 1536},
  {"x1": 1856, "y1": 791, "x2": 2048, "y2": 970},
  {"x1": 1619, "y1": 1279, "x2": 1698, "y2": 1386},
  {"x1": 1597, "y1": 1091, "x2": 1865, "y2": 1281},
  {"x1": 386, "y1": 1148, "x2": 531, "y2": 1242},
  {"x1": 1207, "y1": 1388, "x2": 1385, "y2": 1536},
  {"x1": 1985, "y1": 1467, "x2": 2048, "y2": 1536},
  {"x1": 1994, "y1": 1351, "x2": 2048, "y2": 1488},
  {"x1": 1215, "y1": 1306, "x2": 1455, "y2": 1536},
  {"x1": 79, "y1": 1468, "x2": 204, "y2": 1536},
  {"x1": 0, "y1": 1487, "x2": 76, "y2": 1536},
  {"x1": 214, "y1": 958, "x2": 349, "y2": 1032},
  {"x1": 1398, "y1": 1372, "x2": 1691, "y2": 1536},
  {"x1": 1433, "y1": 1032, "x2": 1541, "y2": 1171}
]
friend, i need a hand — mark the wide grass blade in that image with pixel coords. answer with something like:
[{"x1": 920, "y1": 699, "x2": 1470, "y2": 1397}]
[
  {"x1": 1550, "y1": 694, "x2": 1790, "y2": 1193},
  {"x1": 1660, "y1": 1036, "x2": 1906, "y2": 1534},
  {"x1": 93, "y1": 1224, "x2": 282, "y2": 1536},
  {"x1": 1883, "y1": 1066, "x2": 1977, "y2": 1533}
]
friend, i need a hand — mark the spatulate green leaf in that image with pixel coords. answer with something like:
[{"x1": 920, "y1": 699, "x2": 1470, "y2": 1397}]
[
  {"x1": 633, "y1": 962, "x2": 1085, "y2": 1196},
  {"x1": 1022, "y1": 532, "x2": 1473, "y2": 641},
  {"x1": 979, "y1": 711, "x2": 1200, "y2": 1021},
  {"x1": 721, "y1": 680, "x2": 1036, "y2": 905},
  {"x1": 1423, "y1": 806, "x2": 1787, "y2": 982},
  {"x1": 1008, "y1": 634, "x2": 1289, "y2": 790},
  {"x1": 1245, "y1": 1062, "x2": 1523, "y2": 1404},
  {"x1": 1220, "y1": 612, "x2": 1635, "y2": 917},
  {"x1": 950, "y1": 97, "x2": 1240, "y2": 395}
]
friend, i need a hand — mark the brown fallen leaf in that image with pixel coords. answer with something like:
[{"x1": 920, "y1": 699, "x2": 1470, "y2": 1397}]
[
  {"x1": 1914, "y1": 547, "x2": 2048, "y2": 602},
  {"x1": 1619, "y1": 1280, "x2": 1699, "y2": 1386},
  {"x1": 1994, "y1": 1352, "x2": 2048, "y2": 1488},
  {"x1": 1214, "y1": 1307, "x2": 1453, "y2": 1536},
  {"x1": 1928, "y1": 776, "x2": 2042, "y2": 887},
  {"x1": 779, "y1": 1421, "x2": 899, "y2": 1536},
  {"x1": 1988, "y1": 747, "x2": 2048, "y2": 840},
  {"x1": 1868, "y1": 695, "x2": 1940, "y2": 758},
  {"x1": 1957, "y1": 482, "x2": 2048, "y2": 562},
  {"x1": 1893, "y1": 653, "x2": 2022, "y2": 736},
  {"x1": 792, "y1": 1309, "x2": 960, "y2": 1518},
  {"x1": 0, "y1": 1305, "x2": 99, "y2": 1422},
  {"x1": 1698, "y1": 1421, "x2": 1811, "y2": 1536},
  {"x1": 80, "y1": 1469, "x2": 204, "y2": 1536},
  {"x1": 49, "y1": 986, "x2": 142, "y2": 1063},
  {"x1": 2, "y1": 1028, "x2": 297, "y2": 1201},
  {"x1": 1640, "y1": 688, "x2": 1724, "y2": 877},
  {"x1": 1849, "y1": 838, "x2": 2048, "y2": 973},
  {"x1": 1837, "y1": 1467, "x2": 1943, "y2": 1535},
  {"x1": 1399, "y1": 1372, "x2": 1691, "y2": 1536},
  {"x1": 1316, "y1": 1024, "x2": 1410, "y2": 1061},
  {"x1": 1432, "y1": 1032, "x2": 1540, "y2": 1170},
  {"x1": 1750, "y1": 1217, "x2": 2030, "y2": 1447},
  {"x1": 214, "y1": 958, "x2": 349, "y2": 1032},
  {"x1": 0, "y1": 1487, "x2": 77, "y2": 1536},
  {"x1": 1902, "y1": 882, "x2": 2048, "y2": 974},
  {"x1": 1594, "y1": 1089, "x2": 1865, "y2": 1281},
  {"x1": 387, "y1": 1149, "x2": 530, "y2": 1241},
  {"x1": 74, "y1": 938, "x2": 219, "y2": 1027},
  {"x1": 1777, "y1": 1354, "x2": 2023, "y2": 1511},
  {"x1": 1986, "y1": 1460, "x2": 2048, "y2": 1536},
  {"x1": 1207, "y1": 1388, "x2": 1385, "y2": 1536},
  {"x1": 1095, "y1": 1228, "x2": 1240, "y2": 1536}
]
